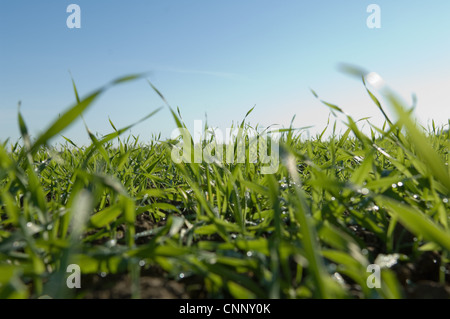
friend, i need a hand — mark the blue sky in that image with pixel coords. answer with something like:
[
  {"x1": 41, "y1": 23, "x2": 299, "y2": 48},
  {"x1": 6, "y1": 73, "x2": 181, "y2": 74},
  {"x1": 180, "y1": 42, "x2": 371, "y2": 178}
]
[{"x1": 1, "y1": 1, "x2": 449, "y2": 145}]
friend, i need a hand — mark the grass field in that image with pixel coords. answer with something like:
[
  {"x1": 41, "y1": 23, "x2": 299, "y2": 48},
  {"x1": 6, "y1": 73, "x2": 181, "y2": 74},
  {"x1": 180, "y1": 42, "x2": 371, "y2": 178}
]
[{"x1": 0, "y1": 72, "x2": 449, "y2": 299}]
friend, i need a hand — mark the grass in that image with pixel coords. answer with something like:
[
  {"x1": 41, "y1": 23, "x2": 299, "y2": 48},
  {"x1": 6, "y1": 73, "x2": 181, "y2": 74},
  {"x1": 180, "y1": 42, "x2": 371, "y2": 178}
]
[{"x1": 0, "y1": 72, "x2": 449, "y2": 299}]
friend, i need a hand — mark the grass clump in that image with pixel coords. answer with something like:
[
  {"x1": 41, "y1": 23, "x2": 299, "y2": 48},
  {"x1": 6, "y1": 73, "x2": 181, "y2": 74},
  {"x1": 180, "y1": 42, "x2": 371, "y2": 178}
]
[{"x1": 0, "y1": 72, "x2": 449, "y2": 299}]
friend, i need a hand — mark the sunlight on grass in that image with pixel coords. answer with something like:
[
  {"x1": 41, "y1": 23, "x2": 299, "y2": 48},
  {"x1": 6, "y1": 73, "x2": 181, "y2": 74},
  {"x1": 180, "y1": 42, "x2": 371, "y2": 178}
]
[{"x1": 0, "y1": 71, "x2": 449, "y2": 299}]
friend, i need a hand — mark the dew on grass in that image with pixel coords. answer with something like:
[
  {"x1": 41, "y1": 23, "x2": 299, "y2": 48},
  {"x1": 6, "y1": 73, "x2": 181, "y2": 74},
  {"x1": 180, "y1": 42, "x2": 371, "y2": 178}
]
[
  {"x1": 106, "y1": 239, "x2": 117, "y2": 248},
  {"x1": 333, "y1": 272, "x2": 346, "y2": 286},
  {"x1": 413, "y1": 194, "x2": 419, "y2": 200},
  {"x1": 4, "y1": 76, "x2": 448, "y2": 300},
  {"x1": 208, "y1": 257, "x2": 217, "y2": 265}
]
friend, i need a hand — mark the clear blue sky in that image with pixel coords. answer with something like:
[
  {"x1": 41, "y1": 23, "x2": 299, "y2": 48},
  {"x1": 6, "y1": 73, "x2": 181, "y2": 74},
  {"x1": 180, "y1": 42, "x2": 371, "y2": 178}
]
[{"x1": 1, "y1": 1, "x2": 449, "y2": 145}]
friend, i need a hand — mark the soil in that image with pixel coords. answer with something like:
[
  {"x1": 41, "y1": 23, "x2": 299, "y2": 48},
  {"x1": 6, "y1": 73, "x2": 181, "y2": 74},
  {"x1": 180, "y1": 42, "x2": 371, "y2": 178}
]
[
  {"x1": 350, "y1": 223, "x2": 450, "y2": 299},
  {"x1": 77, "y1": 211, "x2": 208, "y2": 299},
  {"x1": 69, "y1": 212, "x2": 450, "y2": 299},
  {"x1": 80, "y1": 271, "x2": 189, "y2": 299}
]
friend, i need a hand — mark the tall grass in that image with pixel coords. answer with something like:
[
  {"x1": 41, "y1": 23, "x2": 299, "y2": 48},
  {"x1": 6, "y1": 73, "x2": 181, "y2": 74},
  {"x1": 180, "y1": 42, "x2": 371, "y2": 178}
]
[{"x1": 0, "y1": 72, "x2": 448, "y2": 299}]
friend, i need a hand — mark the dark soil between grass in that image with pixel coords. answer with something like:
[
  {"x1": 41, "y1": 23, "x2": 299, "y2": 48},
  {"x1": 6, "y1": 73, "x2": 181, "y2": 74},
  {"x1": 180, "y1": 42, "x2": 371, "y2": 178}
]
[{"x1": 78, "y1": 212, "x2": 450, "y2": 299}]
